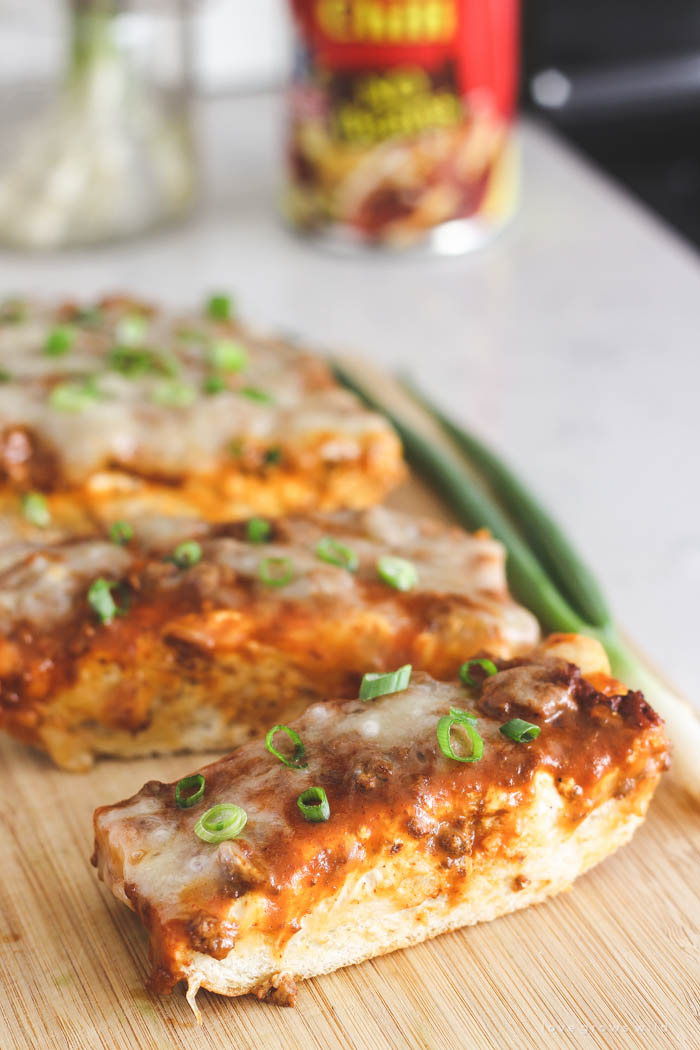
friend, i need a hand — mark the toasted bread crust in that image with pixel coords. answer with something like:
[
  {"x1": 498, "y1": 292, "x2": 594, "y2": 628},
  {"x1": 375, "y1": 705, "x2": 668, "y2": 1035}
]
[{"x1": 92, "y1": 636, "x2": 669, "y2": 1007}]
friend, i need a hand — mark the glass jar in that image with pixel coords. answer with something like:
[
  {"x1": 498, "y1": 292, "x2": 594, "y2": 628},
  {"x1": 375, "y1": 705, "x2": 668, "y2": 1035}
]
[
  {"x1": 283, "y1": 0, "x2": 520, "y2": 254},
  {"x1": 0, "y1": 0, "x2": 196, "y2": 249}
]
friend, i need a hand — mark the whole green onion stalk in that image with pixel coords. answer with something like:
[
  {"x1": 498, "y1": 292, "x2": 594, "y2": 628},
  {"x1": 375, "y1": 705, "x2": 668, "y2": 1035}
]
[
  {"x1": 0, "y1": 0, "x2": 195, "y2": 249},
  {"x1": 333, "y1": 359, "x2": 700, "y2": 802}
]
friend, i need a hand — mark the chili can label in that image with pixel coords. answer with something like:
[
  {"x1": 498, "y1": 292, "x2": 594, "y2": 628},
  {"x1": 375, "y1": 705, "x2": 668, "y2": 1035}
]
[{"x1": 285, "y1": 0, "x2": 520, "y2": 250}]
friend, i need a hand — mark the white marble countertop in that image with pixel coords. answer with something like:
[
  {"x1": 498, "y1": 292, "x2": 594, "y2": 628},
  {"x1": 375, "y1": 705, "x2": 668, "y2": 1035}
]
[{"x1": 1, "y1": 91, "x2": 698, "y2": 706}]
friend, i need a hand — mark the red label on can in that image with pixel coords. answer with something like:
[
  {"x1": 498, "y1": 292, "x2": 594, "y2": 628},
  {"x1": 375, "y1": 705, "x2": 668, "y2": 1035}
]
[{"x1": 291, "y1": 0, "x2": 518, "y2": 117}]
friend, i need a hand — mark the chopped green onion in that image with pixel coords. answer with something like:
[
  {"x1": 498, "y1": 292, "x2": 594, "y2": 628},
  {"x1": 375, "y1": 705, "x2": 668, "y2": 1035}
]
[
  {"x1": 247, "y1": 517, "x2": 271, "y2": 544},
  {"x1": 459, "y1": 658, "x2": 498, "y2": 689},
  {"x1": 176, "y1": 325, "x2": 205, "y2": 343},
  {"x1": 74, "y1": 305, "x2": 101, "y2": 326},
  {"x1": 49, "y1": 377, "x2": 100, "y2": 412},
  {"x1": 377, "y1": 554, "x2": 418, "y2": 591},
  {"x1": 109, "y1": 520, "x2": 133, "y2": 545},
  {"x1": 239, "y1": 386, "x2": 273, "y2": 404},
  {"x1": 265, "y1": 724, "x2": 307, "y2": 769},
  {"x1": 110, "y1": 346, "x2": 179, "y2": 378},
  {"x1": 449, "y1": 705, "x2": 478, "y2": 723},
  {"x1": 108, "y1": 346, "x2": 154, "y2": 376},
  {"x1": 206, "y1": 293, "x2": 234, "y2": 321},
  {"x1": 499, "y1": 718, "x2": 541, "y2": 742},
  {"x1": 297, "y1": 787, "x2": 330, "y2": 823},
  {"x1": 316, "y1": 536, "x2": 358, "y2": 572},
  {"x1": 0, "y1": 368, "x2": 10, "y2": 383},
  {"x1": 21, "y1": 491, "x2": 50, "y2": 528},
  {"x1": 88, "y1": 578, "x2": 118, "y2": 625},
  {"x1": 263, "y1": 447, "x2": 282, "y2": 466},
  {"x1": 437, "y1": 709, "x2": 484, "y2": 764},
  {"x1": 203, "y1": 374, "x2": 226, "y2": 395},
  {"x1": 259, "y1": 556, "x2": 293, "y2": 587},
  {"x1": 44, "y1": 325, "x2": 75, "y2": 356},
  {"x1": 359, "y1": 664, "x2": 412, "y2": 701},
  {"x1": 170, "y1": 540, "x2": 202, "y2": 569},
  {"x1": 208, "y1": 339, "x2": 248, "y2": 373},
  {"x1": 115, "y1": 314, "x2": 148, "y2": 346},
  {"x1": 175, "y1": 773, "x2": 206, "y2": 809},
  {"x1": 194, "y1": 803, "x2": 247, "y2": 843},
  {"x1": 152, "y1": 380, "x2": 196, "y2": 407}
]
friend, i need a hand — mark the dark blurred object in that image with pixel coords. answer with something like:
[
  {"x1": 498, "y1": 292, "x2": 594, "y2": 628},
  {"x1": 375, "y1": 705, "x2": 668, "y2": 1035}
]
[{"x1": 523, "y1": 0, "x2": 700, "y2": 249}]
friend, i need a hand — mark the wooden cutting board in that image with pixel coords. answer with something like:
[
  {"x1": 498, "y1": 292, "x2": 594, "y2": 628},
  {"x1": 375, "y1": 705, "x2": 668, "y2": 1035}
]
[{"x1": 1, "y1": 436, "x2": 699, "y2": 1050}]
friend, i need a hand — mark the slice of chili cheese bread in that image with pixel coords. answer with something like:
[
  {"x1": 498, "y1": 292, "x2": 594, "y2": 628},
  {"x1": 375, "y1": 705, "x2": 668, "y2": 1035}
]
[
  {"x1": 0, "y1": 294, "x2": 403, "y2": 544},
  {"x1": 92, "y1": 633, "x2": 669, "y2": 1011},
  {"x1": 0, "y1": 507, "x2": 538, "y2": 769}
]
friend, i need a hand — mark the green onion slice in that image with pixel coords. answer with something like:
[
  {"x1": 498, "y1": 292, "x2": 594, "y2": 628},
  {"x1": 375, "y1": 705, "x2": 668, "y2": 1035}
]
[
  {"x1": 239, "y1": 386, "x2": 273, "y2": 404},
  {"x1": 44, "y1": 325, "x2": 75, "y2": 356},
  {"x1": 206, "y1": 293, "x2": 234, "y2": 321},
  {"x1": 152, "y1": 379, "x2": 196, "y2": 407},
  {"x1": 259, "y1": 556, "x2": 293, "y2": 587},
  {"x1": 376, "y1": 554, "x2": 418, "y2": 591},
  {"x1": 247, "y1": 517, "x2": 271, "y2": 543},
  {"x1": 316, "y1": 536, "x2": 358, "y2": 572},
  {"x1": 265, "y1": 724, "x2": 307, "y2": 769},
  {"x1": 108, "y1": 346, "x2": 154, "y2": 377},
  {"x1": 359, "y1": 664, "x2": 412, "y2": 701},
  {"x1": 203, "y1": 374, "x2": 226, "y2": 395},
  {"x1": 115, "y1": 314, "x2": 148, "y2": 347},
  {"x1": 194, "y1": 803, "x2": 247, "y2": 843},
  {"x1": 109, "y1": 520, "x2": 133, "y2": 545},
  {"x1": 437, "y1": 709, "x2": 484, "y2": 764},
  {"x1": 459, "y1": 658, "x2": 499, "y2": 689},
  {"x1": 499, "y1": 718, "x2": 541, "y2": 743},
  {"x1": 263, "y1": 447, "x2": 282, "y2": 466},
  {"x1": 74, "y1": 305, "x2": 101, "y2": 326},
  {"x1": 49, "y1": 377, "x2": 100, "y2": 412},
  {"x1": 175, "y1": 774, "x2": 206, "y2": 809},
  {"x1": 171, "y1": 540, "x2": 202, "y2": 569},
  {"x1": 21, "y1": 491, "x2": 50, "y2": 528},
  {"x1": 109, "y1": 347, "x2": 178, "y2": 378},
  {"x1": 0, "y1": 368, "x2": 11, "y2": 383},
  {"x1": 208, "y1": 339, "x2": 248, "y2": 373},
  {"x1": 88, "y1": 578, "x2": 118, "y2": 625},
  {"x1": 297, "y1": 787, "x2": 330, "y2": 823}
]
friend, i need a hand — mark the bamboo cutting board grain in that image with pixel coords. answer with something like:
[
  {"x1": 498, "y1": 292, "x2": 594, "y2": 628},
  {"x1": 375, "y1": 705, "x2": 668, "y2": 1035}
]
[{"x1": 1, "y1": 448, "x2": 699, "y2": 1050}]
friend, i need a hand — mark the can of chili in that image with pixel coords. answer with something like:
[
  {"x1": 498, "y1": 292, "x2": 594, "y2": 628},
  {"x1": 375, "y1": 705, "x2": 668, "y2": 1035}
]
[{"x1": 284, "y1": 0, "x2": 520, "y2": 252}]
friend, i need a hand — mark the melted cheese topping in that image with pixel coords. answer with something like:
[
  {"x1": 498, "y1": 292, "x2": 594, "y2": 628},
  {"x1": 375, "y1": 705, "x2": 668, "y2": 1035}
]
[
  {"x1": 93, "y1": 653, "x2": 667, "y2": 956},
  {"x1": 0, "y1": 506, "x2": 538, "y2": 643},
  {"x1": 0, "y1": 298, "x2": 394, "y2": 483},
  {"x1": 96, "y1": 677, "x2": 489, "y2": 920}
]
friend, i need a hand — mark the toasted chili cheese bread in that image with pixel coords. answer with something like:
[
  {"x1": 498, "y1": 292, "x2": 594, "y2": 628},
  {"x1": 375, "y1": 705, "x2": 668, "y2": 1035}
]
[
  {"x1": 92, "y1": 634, "x2": 669, "y2": 1010},
  {"x1": 0, "y1": 507, "x2": 538, "y2": 770},
  {"x1": 0, "y1": 295, "x2": 403, "y2": 543}
]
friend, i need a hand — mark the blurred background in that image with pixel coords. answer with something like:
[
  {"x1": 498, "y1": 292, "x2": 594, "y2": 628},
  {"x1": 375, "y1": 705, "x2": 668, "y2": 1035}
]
[{"x1": 3, "y1": 0, "x2": 700, "y2": 248}]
